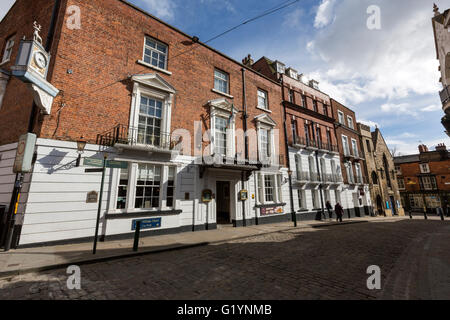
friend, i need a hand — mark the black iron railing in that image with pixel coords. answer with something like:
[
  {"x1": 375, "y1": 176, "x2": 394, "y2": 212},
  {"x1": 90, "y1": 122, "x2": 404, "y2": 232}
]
[{"x1": 97, "y1": 124, "x2": 173, "y2": 150}]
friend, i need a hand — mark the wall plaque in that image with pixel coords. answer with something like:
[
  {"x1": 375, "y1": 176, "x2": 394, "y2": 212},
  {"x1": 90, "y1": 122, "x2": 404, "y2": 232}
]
[{"x1": 86, "y1": 191, "x2": 98, "y2": 203}]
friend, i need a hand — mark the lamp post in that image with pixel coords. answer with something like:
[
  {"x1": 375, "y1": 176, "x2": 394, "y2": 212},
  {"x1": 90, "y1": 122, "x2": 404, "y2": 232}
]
[{"x1": 76, "y1": 136, "x2": 87, "y2": 167}]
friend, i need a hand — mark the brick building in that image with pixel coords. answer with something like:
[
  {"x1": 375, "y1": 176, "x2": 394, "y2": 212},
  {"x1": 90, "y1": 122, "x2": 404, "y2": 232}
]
[
  {"x1": 394, "y1": 144, "x2": 450, "y2": 214},
  {"x1": 250, "y1": 57, "x2": 372, "y2": 220},
  {"x1": 330, "y1": 99, "x2": 371, "y2": 217},
  {"x1": 359, "y1": 125, "x2": 404, "y2": 216},
  {"x1": 0, "y1": 0, "x2": 295, "y2": 247}
]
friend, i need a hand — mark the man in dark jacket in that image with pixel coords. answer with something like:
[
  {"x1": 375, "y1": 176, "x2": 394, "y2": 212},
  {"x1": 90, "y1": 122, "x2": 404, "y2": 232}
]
[
  {"x1": 334, "y1": 202, "x2": 344, "y2": 222},
  {"x1": 326, "y1": 201, "x2": 333, "y2": 220}
]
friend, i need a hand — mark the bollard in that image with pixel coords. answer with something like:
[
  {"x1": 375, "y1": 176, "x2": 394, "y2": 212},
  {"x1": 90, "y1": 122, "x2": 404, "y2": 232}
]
[
  {"x1": 424, "y1": 210, "x2": 428, "y2": 220},
  {"x1": 409, "y1": 211, "x2": 413, "y2": 219},
  {"x1": 133, "y1": 221, "x2": 141, "y2": 252}
]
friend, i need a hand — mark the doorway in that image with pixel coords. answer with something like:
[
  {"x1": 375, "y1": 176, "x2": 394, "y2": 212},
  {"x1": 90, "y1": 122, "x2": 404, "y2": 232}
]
[
  {"x1": 376, "y1": 195, "x2": 384, "y2": 216},
  {"x1": 216, "y1": 181, "x2": 231, "y2": 224}
]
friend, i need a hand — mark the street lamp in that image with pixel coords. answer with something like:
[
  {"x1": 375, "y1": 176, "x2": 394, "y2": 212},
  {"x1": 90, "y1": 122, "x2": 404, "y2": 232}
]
[{"x1": 76, "y1": 136, "x2": 87, "y2": 167}]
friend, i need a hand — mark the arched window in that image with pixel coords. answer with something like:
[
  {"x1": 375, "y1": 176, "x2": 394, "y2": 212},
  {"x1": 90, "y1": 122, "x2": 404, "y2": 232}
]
[{"x1": 371, "y1": 171, "x2": 378, "y2": 184}]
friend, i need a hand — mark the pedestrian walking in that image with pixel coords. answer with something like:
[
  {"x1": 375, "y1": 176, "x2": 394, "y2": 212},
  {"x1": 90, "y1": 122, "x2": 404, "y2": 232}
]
[
  {"x1": 334, "y1": 202, "x2": 344, "y2": 223},
  {"x1": 326, "y1": 201, "x2": 333, "y2": 220}
]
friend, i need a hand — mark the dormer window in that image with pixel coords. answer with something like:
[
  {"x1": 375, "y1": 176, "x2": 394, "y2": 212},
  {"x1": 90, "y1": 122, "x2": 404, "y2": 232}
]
[
  {"x1": 275, "y1": 61, "x2": 285, "y2": 74},
  {"x1": 287, "y1": 68, "x2": 298, "y2": 79}
]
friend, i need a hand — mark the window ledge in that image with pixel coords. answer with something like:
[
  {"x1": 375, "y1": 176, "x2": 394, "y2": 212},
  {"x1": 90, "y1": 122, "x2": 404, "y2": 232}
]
[
  {"x1": 211, "y1": 88, "x2": 234, "y2": 99},
  {"x1": 105, "y1": 209, "x2": 182, "y2": 220},
  {"x1": 256, "y1": 106, "x2": 271, "y2": 113},
  {"x1": 137, "y1": 60, "x2": 172, "y2": 75}
]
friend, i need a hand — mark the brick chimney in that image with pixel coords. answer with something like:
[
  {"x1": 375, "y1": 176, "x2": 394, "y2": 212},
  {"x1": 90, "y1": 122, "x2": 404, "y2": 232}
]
[
  {"x1": 418, "y1": 144, "x2": 429, "y2": 153},
  {"x1": 242, "y1": 54, "x2": 254, "y2": 67},
  {"x1": 435, "y1": 143, "x2": 447, "y2": 152}
]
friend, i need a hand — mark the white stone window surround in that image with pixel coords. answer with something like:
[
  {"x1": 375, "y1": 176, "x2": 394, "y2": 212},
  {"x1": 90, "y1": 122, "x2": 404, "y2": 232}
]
[
  {"x1": 129, "y1": 74, "x2": 175, "y2": 146},
  {"x1": 351, "y1": 138, "x2": 359, "y2": 157},
  {"x1": 256, "y1": 172, "x2": 283, "y2": 205},
  {"x1": 342, "y1": 134, "x2": 350, "y2": 156},
  {"x1": 255, "y1": 113, "x2": 277, "y2": 165},
  {"x1": 109, "y1": 161, "x2": 179, "y2": 214},
  {"x1": 208, "y1": 98, "x2": 238, "y2": 159},
  {"x1": 347, "y1": 115, "x2": 354, "y2": 129},
  {"x1": 338, "y1": 110, "x2": 344, "y2": 124},
  {"x1": 0, "y1": 72, "x2": 9, "y2": 110}
]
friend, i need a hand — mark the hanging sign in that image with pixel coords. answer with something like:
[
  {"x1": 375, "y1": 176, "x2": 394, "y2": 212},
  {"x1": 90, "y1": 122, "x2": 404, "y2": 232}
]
[{"x1": 13, "y1": 133, "x2": 37, "y2": 173}]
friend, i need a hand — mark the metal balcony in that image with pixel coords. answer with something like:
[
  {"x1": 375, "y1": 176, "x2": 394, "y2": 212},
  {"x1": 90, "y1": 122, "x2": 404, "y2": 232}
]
[{"x1": 97, "y1": 124, "x2": 174, "y2": 152}]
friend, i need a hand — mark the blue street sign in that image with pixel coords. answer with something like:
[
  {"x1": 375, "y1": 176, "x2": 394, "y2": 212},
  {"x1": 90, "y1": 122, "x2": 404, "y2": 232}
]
[{"x1": 131, "y1": 218, "x2": 162, "y2": 231}]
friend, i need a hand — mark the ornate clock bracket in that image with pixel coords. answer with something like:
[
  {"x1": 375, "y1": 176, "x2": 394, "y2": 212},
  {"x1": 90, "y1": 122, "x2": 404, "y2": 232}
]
[{"x1": 10, "y1": 21, "x2": 59, "y2": 115}]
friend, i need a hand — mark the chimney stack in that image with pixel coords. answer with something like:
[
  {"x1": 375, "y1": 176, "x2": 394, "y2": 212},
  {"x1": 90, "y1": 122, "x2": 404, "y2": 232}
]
[
  {"x1": 418, "y1": 144, "x2": 429, "y2": 153},
  {"x1": 242, "y1": 54, "x2": 254, "y2": 67},
  {"x1": 435, "y1": 143, "x2": 447, "y2": 152}
]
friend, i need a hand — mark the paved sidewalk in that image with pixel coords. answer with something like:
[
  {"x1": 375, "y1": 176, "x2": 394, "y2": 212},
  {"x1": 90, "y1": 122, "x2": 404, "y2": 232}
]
[{"x1": 0, "y1": 215, "x2": 408, "y2": 278}]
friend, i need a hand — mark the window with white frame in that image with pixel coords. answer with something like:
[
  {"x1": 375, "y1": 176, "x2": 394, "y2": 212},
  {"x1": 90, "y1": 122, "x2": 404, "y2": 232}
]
[
  {"x1": 138, "y1": 96, "x2": 163, "y2": 146},
  {"x1": 351, "y1": 139, "x2": 359, "y2": 157},
  {"x1": 297, "y1": 189, "x2": 306, "y2": 210},
  {"x1": 346, "y1": 161, "x2": 354, "y2": 183},
  {"x1": 308, "y1": 156, "x2": 316, "y2": 180},
  {"x1": 355, "y1": 163, "x2": 362, "y2": 182},
  {"x1": 257, "y1": 173, "x2": 282, "y2": 204},
  {"x1": 214, "y1": 69, "x2": 229, "y2": 94},
  {"x1": 295, "y1": 154, "x2": 302, "y2": 180},
  {"x1": 113, "y1": 164, "x2": 177, "y2": 212},
  {"x1": 214, "y1": 116, "x2": 228, "y2": 156},
  {"x1": 1, "y1": 36, "x2": 14, "y2": 64},
  {"x1": 301, "y1": 95, "x2": 306, "y2": 108},
  {"x1": 258, "y1": 89, "x2": 268, "y2": 110},
  {"x1": 420, "y1": 163, "x2": 430, "y2": 173},
  {"x1": 264, "y1": 175, "x2": 275, "y2": 202},
  {"x1": 342, "y1": 135, "x2": 350, "y2": 156},
  {"x1": 135, "y1": 164, "x2": 162, "y2": 209},
  {"x1": 116, "y1": 166, "x2": 129, "y2": 209},
  {"x1": 420, "y1": 176, "x2": 437, "y2": 190},
  {"x1": 259, "y1": 128, "x2": 271, "y2": 159},
  {"x1": 143, "y1": 36, "x2": 168, "y2": 70},
  {"x1": 166, "y1": 166, "x2": 176, "y2": 207},
  {"x1": 347, "y1": 116, "x2": 354, "y2": 129},
  {"x1": 338, "y1": 110, "x2": 344, "y2": 124},
  {"x1": 312, "y1": 189, "x2": 320, "y2": 209}
]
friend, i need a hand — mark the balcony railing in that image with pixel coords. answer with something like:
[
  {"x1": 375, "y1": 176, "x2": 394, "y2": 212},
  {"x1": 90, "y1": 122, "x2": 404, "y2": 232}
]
[
  {"x1": 294, "y1": 171, "x2": 343, "y2": 184},
  {"x1": 292, "y1": 136, "x2": 338, "y2": 153},
  {"x1": 97, "y1": 124, "x2": 174, "y2": 150}
]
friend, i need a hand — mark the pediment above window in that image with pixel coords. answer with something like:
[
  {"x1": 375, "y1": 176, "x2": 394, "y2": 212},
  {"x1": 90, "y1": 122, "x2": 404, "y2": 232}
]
[
  {"x1": 208, "y1": 98, "x2": 237, "y2": 114},
  {"x1": 131, "y1": 73, "x2": 176, "y2": 94},
  {"x1": 255, "y1": 113, "x2": 276, "y2": 127}
]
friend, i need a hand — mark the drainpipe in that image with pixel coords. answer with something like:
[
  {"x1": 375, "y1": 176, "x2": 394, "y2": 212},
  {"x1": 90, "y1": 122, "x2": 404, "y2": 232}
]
[
  {"x1": 280, "y1": 77, "x2": 297, "y2": 227},
  {"x1": 311, "y1": 121, "x2": 326, "y2": 220},
  {"x1": 241, "y1": 68, "x2": 248, "y2": 226}
]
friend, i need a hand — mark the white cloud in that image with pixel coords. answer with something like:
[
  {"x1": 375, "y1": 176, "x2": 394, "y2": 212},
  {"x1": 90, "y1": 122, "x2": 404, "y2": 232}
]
[
  {"x1": 422, "y1": 104, "x2": 441, "y2": 112},
  {"x1": 386, "y1": 137, "x2": 450, "y2": 156},
  {"x1": 0, "y1": 0, "x2": 15, "y2": 21},
  {"x1": 358, "y1": 119, "x2": 379, "y2": 129},
  {"x1": 380, "y1": 103, "x2": 411, "y2": 114},
  {"x1": 314, "y1": 0, "x2": 336, "y2": 28},
  {"x1": 283, "y1": 9, "x2": 303, "y2": 29},
  {"x1": 199, "y1": 0, "x2": 236, "y2": 13},
  {"x1": 140, "y1": 0, "x2": 176, "y2": 20},
  {"x1": 307, "y1": 0, "x2": 441, "y2": 106}
]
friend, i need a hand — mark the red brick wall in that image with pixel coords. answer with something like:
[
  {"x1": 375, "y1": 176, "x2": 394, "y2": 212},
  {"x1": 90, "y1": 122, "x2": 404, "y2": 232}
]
[
  {"x1": 398, "y1": 160, "x2": 450, "y2": 191},
  {"x1": 330, "y1": 99, "x2": 365, "y2": 183},
  {"x1": 1, "y1": 0, "x2": 286, "y2": 162},
  {"x1": 0, "y1": 0, "x2": 59, "y2": 145}
]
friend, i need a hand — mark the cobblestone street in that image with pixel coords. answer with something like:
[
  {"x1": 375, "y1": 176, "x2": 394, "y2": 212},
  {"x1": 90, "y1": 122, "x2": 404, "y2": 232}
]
[{"x1": 1, "y1": 218, "x2": 449, "y2": 300}]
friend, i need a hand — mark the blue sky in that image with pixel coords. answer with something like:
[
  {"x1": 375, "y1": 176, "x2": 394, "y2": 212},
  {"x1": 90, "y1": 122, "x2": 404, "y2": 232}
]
[{"x1": 1, "y1": 0, "x2": 449, "y2": 155}]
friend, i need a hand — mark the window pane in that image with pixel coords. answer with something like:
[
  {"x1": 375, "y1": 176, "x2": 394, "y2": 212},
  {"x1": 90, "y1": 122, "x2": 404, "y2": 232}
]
[
  {"x1": 144, "y1": 37, "x2": 167, "y2": 70},
  {"x1": 116, "y1": 166, "x2": 129, "y2": 209},
  {"x1": 135, "y1": 164, "x2": 161, "y2": 209}
]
